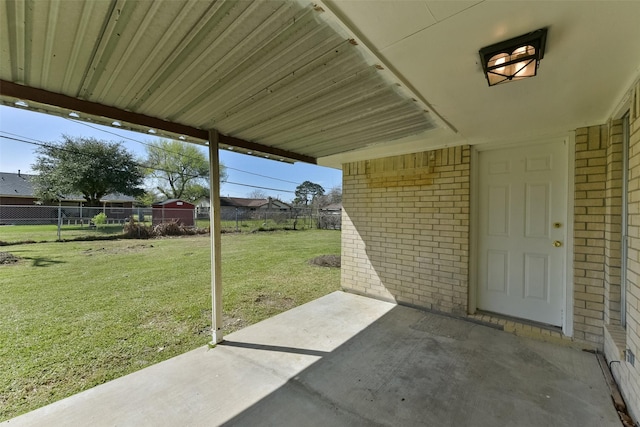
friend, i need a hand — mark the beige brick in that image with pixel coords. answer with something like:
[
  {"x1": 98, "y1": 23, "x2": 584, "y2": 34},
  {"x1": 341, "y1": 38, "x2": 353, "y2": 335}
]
[{"x1": 342, "y1": 146, "x2": 470, "y2": 314}]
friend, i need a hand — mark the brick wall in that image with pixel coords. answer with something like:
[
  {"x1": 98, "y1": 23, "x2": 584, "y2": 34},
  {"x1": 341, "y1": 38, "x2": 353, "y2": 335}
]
[
  {"x1": 339, "y1": 88, "x2": 640, "y2": 421},
  {"x1": 574, "y1": 125, "x2": 609, "y2": 346},
  {"x1": 605, "y1": 120, "x2": 624, "y2": 326},
  {"x1": 611, "y1": 79, "x2": 640, "y2": 422},
  {"x1": 341, "y1": 147, "x2": 470, "y2": 315}
]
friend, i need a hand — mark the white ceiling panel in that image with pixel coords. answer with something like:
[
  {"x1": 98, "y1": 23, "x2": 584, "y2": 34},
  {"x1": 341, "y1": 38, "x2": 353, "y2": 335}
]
[
  {"x1": 425, "y1": 1, "x2": 483, "y2": 23},
  {"x1": 324, "y1": 0, "x2": 437, "y2": 50}
]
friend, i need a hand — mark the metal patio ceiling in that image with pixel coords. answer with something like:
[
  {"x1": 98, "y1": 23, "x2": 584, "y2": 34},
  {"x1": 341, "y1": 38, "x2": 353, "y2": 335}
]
[{"x1": 0, "y1": 0, "x2": 443, "y2": 164}]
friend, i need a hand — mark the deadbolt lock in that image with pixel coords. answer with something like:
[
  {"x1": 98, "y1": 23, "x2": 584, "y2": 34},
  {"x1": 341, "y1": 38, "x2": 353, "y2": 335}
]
[
  {"x1": 553, "y1": 222, "x2": 562, "y2": 229},
  {"x1": 553, "y1": 240, "x2": 562, "y2": 247}
]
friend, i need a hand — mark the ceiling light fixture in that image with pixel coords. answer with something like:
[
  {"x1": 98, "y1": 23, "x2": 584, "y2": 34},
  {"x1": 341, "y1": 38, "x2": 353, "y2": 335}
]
[{"x1": 479, "y1": 28, "x2": 547, "y2": 86}]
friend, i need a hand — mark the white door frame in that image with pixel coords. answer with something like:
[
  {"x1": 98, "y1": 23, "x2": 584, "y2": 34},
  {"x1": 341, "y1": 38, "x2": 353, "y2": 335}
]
[{"x1": 469, "y1": 135, "x2": 575, "y2": 337}]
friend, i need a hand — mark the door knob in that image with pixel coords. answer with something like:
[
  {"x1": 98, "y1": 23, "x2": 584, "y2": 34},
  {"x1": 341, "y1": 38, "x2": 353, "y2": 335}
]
[{"x1": 553, "y1": 240, "x2": 562, "y2": 247}]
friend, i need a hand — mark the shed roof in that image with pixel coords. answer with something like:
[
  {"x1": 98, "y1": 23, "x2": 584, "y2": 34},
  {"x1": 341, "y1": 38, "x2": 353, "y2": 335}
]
[{"x1": 153, "y1": 199, "x2": 195, "y2": 207}]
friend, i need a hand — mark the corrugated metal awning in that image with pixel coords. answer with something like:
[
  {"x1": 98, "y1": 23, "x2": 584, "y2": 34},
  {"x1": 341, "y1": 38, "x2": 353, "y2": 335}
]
[{"x1": 0, "y1": 0, "x2": 444, "y2": 164}]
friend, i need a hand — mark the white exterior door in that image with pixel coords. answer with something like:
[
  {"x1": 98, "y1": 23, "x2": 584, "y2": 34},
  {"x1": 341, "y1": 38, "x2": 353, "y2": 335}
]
[{"x1": 477, "y1": 141, "x2": 567, "y2": 326}]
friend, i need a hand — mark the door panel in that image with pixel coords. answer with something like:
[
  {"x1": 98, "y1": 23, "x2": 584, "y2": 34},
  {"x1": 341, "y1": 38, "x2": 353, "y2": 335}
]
[
  {"x1": 477, "y1": 141, "x2": 566, "y2": 326},
  {"x1": 488, "y1": 185, "x2": 510, "y2": 236},
  {"x1": 487, "y1": 250, "x2": 509, "y2": 293},
  {"x1": 523, "y1": 253, "x2": 548, "y2": 300},
  {"x1": 525, "y1": 183, "x2": 549, "y2": 238}
]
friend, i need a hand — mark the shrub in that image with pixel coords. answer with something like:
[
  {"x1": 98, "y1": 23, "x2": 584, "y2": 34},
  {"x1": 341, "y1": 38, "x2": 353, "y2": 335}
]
[
  {"x1": 123, "y1": 217, "x2": 155, "y2": 239},
  {"x1": 122, "y1": 218, "x2": 209, "y2": 239},
  {"x1": 92, "y1": 212, "x2": 107, "y2": 227},
  {"x1": 154, "y1": 220, "x2": 183, "y2": 236}
]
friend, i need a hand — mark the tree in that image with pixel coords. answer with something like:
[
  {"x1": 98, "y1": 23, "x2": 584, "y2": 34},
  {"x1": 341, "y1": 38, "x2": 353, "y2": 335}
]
[
  {"x1": 31, "y1": 136, "x2": 144, "y2": 206},
  {"x1": 318, "y1": 186, "x2": 342, "y2": 207},
  {"x1": 182, "y1": 183, "x2": 210, "y2": 202},
  {"x1": 247, "y1": 189, "x2": 267, "y2": 199},
  {"x1": 292, "y1": 181, "x2": 325, "y2": 230},
  {"x1": 135, "y1": 189, "x2": 159, "y2": 207},
  {"x1": 327, "y1": 186, "x2": 342, "y2": 204},
  {"x1": 144, "y1": 139, "x2": 228, "y2": 201},
  {"x1": 293, "y1": 181, "x2": 325, "y2": 206}
]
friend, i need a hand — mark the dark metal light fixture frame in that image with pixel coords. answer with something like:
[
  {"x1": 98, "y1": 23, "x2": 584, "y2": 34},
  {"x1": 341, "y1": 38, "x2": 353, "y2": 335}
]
[{"x1": 479, "y1": 28, "x2": 548, "y2": 86}]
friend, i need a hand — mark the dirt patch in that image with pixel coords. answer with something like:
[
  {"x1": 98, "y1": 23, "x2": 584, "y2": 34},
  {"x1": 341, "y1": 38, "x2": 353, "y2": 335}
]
[
  {"x1": 0, "y1": 251, "x2": 20, "y2": 265},
  {"x1": 309, "y1": 254, "x2": 341, "y2": 268},
  {"x1": 83, "y1": 244, "x2": 154, "y2": 256},
  {"x1": 254, "y1": 293, "x2": 295, "y2": 309},
  {"x1": 222, "y1": 316, "x2": 249, "y2": 333}
]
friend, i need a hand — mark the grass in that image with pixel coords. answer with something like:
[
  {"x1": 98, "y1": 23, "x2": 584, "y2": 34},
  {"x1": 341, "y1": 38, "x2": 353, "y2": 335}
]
[
  {"x1": 0, "y1": 229, "x2": 341, "y2": 421},
  {"x1": 0, "y1": 224, "x2": 125, "y2": 243},
  {"x1": 218, "y1": 216, "x2": 317, "y2": 232},
  {"x1": 0, "y1": 217, "x2": 321, "y2": 243}
]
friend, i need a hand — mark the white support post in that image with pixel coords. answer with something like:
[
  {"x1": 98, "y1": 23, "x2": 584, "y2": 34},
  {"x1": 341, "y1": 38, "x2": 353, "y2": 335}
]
[{"x1": 208, "y1": 130, "x2": 224, "y2": 344}]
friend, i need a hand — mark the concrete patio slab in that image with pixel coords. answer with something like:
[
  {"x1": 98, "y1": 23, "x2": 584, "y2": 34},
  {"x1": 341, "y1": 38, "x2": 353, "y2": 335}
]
[{"x1": 3, "y1": 291, "x2": 619, "y2": 426}]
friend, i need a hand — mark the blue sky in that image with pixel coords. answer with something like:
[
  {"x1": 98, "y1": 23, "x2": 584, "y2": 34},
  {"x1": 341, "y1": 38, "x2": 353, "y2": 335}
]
[{"x1": 0, "y1": 105, "x2": 342, "y2": 202}]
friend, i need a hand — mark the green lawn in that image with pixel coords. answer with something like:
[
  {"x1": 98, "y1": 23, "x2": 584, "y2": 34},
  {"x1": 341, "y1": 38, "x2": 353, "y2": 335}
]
[
  {"x1": 0, "y1": 224, "x2": 126, "y2": 243},
  {"x1": 0, "y1": 218, "x2": 320, "y2": 243},
  {"x1": 0, "y1": 229, "x2": 341, "y2": 421}
]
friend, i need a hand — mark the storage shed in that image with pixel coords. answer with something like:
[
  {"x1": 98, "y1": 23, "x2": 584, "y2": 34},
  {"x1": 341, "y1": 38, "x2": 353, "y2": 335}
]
[{"x1": 152, "y1": 199, "x2": 195, "y2": 227}]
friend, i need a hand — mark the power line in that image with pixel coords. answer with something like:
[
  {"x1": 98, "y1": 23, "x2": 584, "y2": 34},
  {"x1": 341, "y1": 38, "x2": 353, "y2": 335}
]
[
  {"x1": 65, "y1": 117, "x2": 154, "y2": 147},
  {"x1": 0, "y1": 133, "x2": 200, "y2": 179},
  {"x1": 2, "y1": 129, "x2": 309, "y2": 196},
  {"x1": 225, "y1": 166, "x2": 299, "y2": 185},
  {"x1": 65, "y1": 117, "x2": 205, "y2": 162},
  {"x1": 1, "y1": 131, "x2": 44, "y2": 144},
  {"x1": 65, "y1": 118, "x2": 303, "y2": 186},
  {"x1": 224, "y1": 181, "x2": 295, "y2": 193},
  {"x1": 1, "y1": 133, "x2": 298, "y2": 195}
]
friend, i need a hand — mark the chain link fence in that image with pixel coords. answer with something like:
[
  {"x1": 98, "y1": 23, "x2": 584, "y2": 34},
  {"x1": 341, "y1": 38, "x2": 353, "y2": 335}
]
[
  {"x1": 217, "y1": 206, "x2": 340, "y2": 231},
  {"x1": 0, "y1": 204, "x2": 341, "y2": 243},
  {"x1": 0, "y1": 204, "x2": 152, "y2": 226}
]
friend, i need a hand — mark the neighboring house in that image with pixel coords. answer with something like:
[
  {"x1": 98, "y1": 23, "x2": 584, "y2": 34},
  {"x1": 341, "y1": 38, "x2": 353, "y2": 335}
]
[
  {"x1": 0, "y1": 171, "x2": 135, "y2": 224},
  {"x1": 318, "y1": 203, "x2": 342, "y2": 230},
  {"x1": 0, "y1": 171, "x2": 135, "y2": 207},
  {"x1": 319, "y1": 203, "x2": 342, "y2": 214},
  {"x1": 220, "y1": 197, "x2": 291, "y2": 211},
  {"x1": 194, "y1": 198, "x2": 211, "y2": 219},
  {"x1": 219, "y1": 197, "x2": 291, "y2": 221},
  {"x1": 195, "y1": 196, "x2": 291, "y2": 222},
  {"x1": 4, "y1": 1, "x2": 640, "y2": 422},
  {"x1": 0, "y1": 171, "x2": 36, "y2": 205}
]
